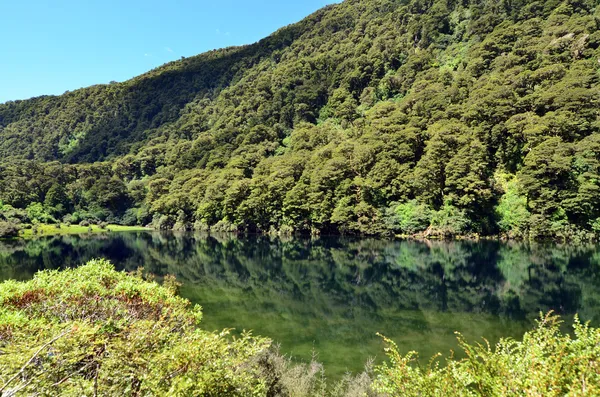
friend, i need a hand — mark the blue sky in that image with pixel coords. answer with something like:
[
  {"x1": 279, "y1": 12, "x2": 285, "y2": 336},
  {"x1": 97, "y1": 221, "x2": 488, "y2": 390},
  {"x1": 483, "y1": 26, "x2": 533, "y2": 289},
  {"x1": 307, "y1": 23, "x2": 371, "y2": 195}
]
[{"x1": 0, "y1": 0, "x2": 341, "y2": 103}]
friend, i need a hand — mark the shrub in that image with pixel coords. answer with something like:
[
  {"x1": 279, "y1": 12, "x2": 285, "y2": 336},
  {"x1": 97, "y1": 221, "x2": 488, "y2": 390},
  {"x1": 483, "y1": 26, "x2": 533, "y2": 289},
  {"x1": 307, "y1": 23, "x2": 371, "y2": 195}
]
[
  {"x1": 591, "y1": 218, "x2": 600, "y2": 234},
  {"x1": 0, "y1": 260, "x2": 271, "y2": 396},
  {"x1": 121, "y1": 208, "x2": 138, "y2": 226},
  {"x1": 0, "y1": 204, "x2": 27, "y2": 224},
  {"x1": 62, "y1": 213, "x2": 74, "y2": 224},
  {"x1": 495, "y1": 173, "x2": 530, "y2": 236},
  {"x1": 99, "y1": 221, "x2": 108, "y2": 229},
  {"x1": 193, "y1": 220, "x2": 211, "y2": 232},
  {"x1": 429, "y1": 202, "x2": 470, "y2": 237},
  {"x1": 373, "y1": 312, "x2": 600, "y2": 396},
  {"x1": 79, "y1": 220, "x2": 90, "y2": 227},
  {"x1": 212, "y1": 219, "x2": 239, "y2": 233},
  {"x1": 389, "y1": 200, "x2": 431, "y2": 234},
  {"x1": 154, "y1": 214, "x2": 175, "y2": 230},
  {"x1": 71, "y1": 211, "x2": 101, "y2": 226},
  {"x1": 258, "y1": 349, "x2": 380, "y2": 397},
  {"x1": 25, "y1": 202, "x2": 56, "y2": 224},
  {"x1": 120, "y1": 206, "x2": 152, "y2": 227},
  {"x1": 0, "y1": 221, "x2": 20, "y2": 239}
]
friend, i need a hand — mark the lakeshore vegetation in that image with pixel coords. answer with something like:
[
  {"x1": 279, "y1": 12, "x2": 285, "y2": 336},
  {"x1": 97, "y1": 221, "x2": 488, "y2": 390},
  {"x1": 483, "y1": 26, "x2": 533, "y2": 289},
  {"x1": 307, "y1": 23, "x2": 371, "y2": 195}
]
[
  {"x1": 0, "y1": 220, "x2": 150, "y2": 240},
  {"x1": 0, "y1": 0, "x2": 599, "y2": 240},
  {"x1": 0, "y1": 260, "x2": 598, "y2": 396},
  {"x1": 2, "y1": 0, "x2": 600, "y2": 394}
]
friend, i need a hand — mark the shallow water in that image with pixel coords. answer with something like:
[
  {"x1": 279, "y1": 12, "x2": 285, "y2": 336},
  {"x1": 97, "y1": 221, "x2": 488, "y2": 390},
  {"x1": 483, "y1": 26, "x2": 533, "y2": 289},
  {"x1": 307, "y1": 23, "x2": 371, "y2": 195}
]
[{"x1": 1, "y1": 232, "x2": 599, "y2": 378}]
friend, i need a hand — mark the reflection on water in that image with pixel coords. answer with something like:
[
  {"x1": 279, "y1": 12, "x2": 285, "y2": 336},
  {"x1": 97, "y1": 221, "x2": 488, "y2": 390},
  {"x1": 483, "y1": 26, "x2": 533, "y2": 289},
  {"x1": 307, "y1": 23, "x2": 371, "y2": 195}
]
[{"x1": 1, "y1": 232, "x2": 599, "y2": 377}]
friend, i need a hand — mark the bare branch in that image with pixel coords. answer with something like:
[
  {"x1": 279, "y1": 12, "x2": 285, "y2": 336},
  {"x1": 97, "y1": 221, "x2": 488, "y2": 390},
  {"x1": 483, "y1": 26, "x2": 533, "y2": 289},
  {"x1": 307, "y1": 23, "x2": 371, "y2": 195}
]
[{"x1": 0, "y1": 329, "x2": 70, "y2": 393}]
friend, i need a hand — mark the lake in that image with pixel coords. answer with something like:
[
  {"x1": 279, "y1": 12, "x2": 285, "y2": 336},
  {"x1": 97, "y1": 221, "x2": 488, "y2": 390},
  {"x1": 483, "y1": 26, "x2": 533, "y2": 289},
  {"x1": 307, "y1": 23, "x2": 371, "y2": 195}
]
[{"x1": 1, "y1": 232, "x2": 599, "y2": 378}]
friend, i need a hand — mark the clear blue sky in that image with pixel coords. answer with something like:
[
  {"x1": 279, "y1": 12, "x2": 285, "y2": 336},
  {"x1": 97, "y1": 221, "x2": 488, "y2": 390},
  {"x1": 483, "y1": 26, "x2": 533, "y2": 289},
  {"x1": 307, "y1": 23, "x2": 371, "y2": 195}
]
[{"x1": 0, "y1": 0, "x2": 341, "y2": 104}]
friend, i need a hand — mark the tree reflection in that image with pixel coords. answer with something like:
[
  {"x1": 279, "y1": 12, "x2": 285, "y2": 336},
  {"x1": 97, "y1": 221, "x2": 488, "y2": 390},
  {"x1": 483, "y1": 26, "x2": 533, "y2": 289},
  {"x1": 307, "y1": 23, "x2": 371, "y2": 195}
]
[{"x1": 1, "y1": 233, "x2": 599, "y2": 376}]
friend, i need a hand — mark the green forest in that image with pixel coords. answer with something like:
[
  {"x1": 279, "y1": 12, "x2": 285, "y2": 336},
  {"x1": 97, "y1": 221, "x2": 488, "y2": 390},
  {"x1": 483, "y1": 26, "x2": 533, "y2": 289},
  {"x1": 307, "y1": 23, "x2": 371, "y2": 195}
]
[{"x1": 1, "y1": 0, "x2": 600, "y2": 240}]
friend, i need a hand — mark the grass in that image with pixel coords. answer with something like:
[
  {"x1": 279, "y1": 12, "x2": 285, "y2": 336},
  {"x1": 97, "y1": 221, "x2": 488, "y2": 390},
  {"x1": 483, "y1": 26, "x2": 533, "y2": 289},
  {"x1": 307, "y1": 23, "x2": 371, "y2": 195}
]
[{"x1": 19, "y1": 223, "x2": 152, "y2": 238}]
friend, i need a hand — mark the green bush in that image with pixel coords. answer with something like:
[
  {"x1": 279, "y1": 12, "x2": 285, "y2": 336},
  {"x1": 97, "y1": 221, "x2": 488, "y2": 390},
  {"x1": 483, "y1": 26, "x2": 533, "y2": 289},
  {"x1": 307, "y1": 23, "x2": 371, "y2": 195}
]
[
  {"x1": 374, "y1": 313, "x2": 600, "y2": 396},
  {"x1": 153, "y1": 214, "x2": 175, "y2": 230},
  {"x1": 0, "y1": 221, "x2": 20, "y2": 239},
  {"x1": 495, "y1": 173, "x2": 530, "y2": 236},
  {"x1": 429, "y1": 202, "x2": 470, "y2": 237},
  {"x1": 212, "y1": 219, "x2": 239, "y2": 233},
  {"x1": 25, "y1": 202, "x2": 56, "y2": 224},
  {"x1": 0, "y1": 260, "x2": 270, "y2": 396},
  {"x1": 390, "y1": 200, "x2": 431, "y2": 234},
  {"x1": 69, "y1": 210, "x2": 101, "y2": 226},
  {"x1": 592, "y1": 218, "x2": 600, "y2": 234},
  {"x1": 121, "y1": 207, "x2": 151, "y2": 226},
  {"x1": 0, "y1": 202, "x2": 27, "y2": 224}
]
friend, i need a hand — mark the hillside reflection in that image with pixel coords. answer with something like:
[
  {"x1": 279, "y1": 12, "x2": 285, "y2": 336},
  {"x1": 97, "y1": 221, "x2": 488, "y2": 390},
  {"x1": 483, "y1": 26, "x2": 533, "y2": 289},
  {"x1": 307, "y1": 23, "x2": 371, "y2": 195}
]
[{"x1": 2, "y1": 233, "x2": 599, "y2": 376}]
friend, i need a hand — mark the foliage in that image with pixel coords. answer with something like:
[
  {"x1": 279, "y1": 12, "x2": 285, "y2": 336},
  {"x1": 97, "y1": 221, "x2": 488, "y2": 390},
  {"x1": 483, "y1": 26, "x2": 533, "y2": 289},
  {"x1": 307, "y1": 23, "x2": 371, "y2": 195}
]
[
  {"x1": 593, "y1": 218, "x2": 600, "y2": 233},
  {"x1": 495, "y1": 172, "x2": 530, "y2": 236},
  {"x1": 1, "y1": 0, "x2": 600, "y2": 240},
  {"x1": 373, "y1": 312, "x2": 600, "y2": 396},
  {"x1": 389, "y1": 200, "x2": 431, "y2": 234},
  {"x1": 0, "y1": 260, "x2": 271, "y2": 396},
  {"x1": 0, "y1": 202, "x2": 27, "y2": 224},
  {"x1": 429, "y1": 202, "x2": 470, "y2": 237},
  {"x1": 1, "y1": 260, "x2": 599, "y2": 395},
  {"x1": 25, "y1": 202, "x2": 56, "y2": 224},
  {"x1": 0, "y1": 221, "x2": 19, "y2": 239}
]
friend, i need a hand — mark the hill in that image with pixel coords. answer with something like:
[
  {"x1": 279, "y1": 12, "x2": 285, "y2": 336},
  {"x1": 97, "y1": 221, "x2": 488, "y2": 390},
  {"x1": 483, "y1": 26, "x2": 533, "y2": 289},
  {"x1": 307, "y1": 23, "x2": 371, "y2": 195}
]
[{"x1": 1, "y1": 0, "x2": 599, "y2": 239}]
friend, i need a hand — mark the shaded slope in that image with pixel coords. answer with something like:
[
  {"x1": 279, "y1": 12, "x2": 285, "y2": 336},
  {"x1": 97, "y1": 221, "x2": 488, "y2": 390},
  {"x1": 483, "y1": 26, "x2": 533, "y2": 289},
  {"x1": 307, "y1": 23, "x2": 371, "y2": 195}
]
[{"x1": 0, "y1": 5, "x2": 333, "y2": 162}]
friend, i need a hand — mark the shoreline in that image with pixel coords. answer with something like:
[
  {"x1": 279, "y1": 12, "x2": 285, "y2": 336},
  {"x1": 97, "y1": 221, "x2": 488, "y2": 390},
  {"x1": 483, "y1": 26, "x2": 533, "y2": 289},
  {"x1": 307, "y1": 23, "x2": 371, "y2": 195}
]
[
  {"x1": 16, "y1": 224, "x2": 152, "y2": 239},
  {"x1": 4, "y1": 224, "x2": 598, "y2": 244}
]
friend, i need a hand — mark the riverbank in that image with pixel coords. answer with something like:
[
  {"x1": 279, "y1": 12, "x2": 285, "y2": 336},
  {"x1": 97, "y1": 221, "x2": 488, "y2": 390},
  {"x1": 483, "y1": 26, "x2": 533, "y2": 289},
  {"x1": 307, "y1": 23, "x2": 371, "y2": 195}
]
[{"x1": 18, "y1": 224, "x2": 151, "y2": 239}]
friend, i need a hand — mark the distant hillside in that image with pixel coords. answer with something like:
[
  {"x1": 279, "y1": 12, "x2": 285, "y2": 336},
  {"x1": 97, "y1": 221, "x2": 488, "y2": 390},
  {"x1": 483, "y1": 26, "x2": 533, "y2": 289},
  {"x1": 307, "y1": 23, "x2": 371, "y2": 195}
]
[{"x1": 1, "y1": 0, "x2": 599, "y2": 240}]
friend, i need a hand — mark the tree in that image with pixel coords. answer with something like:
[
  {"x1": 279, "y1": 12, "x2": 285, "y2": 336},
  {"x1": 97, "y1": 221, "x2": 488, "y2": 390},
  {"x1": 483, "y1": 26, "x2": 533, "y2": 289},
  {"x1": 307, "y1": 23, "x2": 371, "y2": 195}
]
[
  {"x1": 44, "y1": 183, "x2": 71, "y2": 217},
  {"x1": 0, "y1": 221, "x2": 19, "y2": 238}
]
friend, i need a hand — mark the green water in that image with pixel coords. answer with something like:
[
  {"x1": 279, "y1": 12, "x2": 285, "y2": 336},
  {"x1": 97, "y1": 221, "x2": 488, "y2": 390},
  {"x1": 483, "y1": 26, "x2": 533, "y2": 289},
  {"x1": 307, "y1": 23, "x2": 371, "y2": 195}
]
[{"x1": 1, "y1": 232, "x2": 599, "y2": 378}]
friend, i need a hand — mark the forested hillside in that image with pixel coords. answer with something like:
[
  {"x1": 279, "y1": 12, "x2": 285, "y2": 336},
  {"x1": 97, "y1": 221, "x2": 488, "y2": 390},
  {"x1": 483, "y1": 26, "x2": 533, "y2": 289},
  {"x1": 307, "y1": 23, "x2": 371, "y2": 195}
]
[{"x1": 1, "y1": 0, "x2": 600, "y2": 240}]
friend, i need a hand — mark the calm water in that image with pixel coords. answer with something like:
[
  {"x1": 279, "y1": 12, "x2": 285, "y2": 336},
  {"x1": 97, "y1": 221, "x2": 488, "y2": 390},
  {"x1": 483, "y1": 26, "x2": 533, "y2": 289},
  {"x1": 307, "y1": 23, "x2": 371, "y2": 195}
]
[{"x1": 1, "y1": 232, "x2": 599, "y2": 378}]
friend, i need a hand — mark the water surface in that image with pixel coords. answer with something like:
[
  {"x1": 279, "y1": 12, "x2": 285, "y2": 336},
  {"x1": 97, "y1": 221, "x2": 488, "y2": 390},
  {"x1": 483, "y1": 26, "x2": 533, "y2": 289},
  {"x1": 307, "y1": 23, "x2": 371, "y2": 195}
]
[{"x1": 1, "y1": 232, "x2": 599, "y2": 378}]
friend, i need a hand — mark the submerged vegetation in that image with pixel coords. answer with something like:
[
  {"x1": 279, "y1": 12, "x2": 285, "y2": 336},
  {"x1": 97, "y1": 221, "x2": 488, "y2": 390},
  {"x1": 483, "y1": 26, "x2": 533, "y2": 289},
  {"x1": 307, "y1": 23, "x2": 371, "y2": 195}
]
[
  {"x1": 0, "y1": 260, "x2": 598, "y2": 396},
  {"x1": 1, "y1": 0, "x2": 600, "y2": 240}
]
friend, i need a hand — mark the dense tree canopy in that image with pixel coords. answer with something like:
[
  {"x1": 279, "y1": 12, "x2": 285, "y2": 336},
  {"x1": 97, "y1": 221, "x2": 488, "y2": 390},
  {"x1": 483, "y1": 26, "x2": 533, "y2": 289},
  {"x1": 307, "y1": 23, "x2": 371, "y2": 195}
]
[{"x1": 1, "y1": 0, "x2": 599, "y2": 239}]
